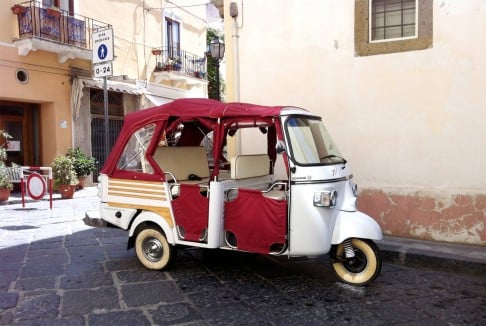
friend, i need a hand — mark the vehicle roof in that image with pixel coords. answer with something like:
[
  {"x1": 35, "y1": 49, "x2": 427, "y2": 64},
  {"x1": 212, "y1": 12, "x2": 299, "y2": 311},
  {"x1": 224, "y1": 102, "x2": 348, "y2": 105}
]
[
  {"x1": 101, "y1": 98, "x2": 311, "y2": 178},
  {"x1": 123, "y1": 98, "x2": 309, "y2": 127}
]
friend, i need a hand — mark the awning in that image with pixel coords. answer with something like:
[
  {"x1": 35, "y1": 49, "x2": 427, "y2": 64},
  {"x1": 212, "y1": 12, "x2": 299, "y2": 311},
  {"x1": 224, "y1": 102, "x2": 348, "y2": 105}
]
[
  {"x1": 145, "y1": 94, "x2": 173, "y2": 106},
  {"x1": 81, "y1": 78, "x2": 144, "y2": 95}
]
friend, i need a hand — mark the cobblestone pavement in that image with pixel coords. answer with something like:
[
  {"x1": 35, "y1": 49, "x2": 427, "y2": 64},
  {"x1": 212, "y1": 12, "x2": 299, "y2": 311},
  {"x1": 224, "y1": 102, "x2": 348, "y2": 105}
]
[{"x1": 0, "y1": 190, "x2": 485, "y2": 325}]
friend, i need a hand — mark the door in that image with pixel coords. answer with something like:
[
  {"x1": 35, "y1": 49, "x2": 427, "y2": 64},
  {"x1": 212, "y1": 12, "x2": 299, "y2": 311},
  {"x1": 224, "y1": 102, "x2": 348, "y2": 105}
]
[
  {"x1": 0, "y1": 102, "x2": 40, "y2": 166},
  {"x1": 90, "y1": 89, "x2": 124, "y2": 181}
]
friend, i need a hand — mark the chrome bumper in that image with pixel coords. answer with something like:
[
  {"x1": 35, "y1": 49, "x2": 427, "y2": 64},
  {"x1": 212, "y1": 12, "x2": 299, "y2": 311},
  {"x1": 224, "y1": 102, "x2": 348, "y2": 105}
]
[{"x1": 83, "y1": 210, "x2": 108, "y2": 228}]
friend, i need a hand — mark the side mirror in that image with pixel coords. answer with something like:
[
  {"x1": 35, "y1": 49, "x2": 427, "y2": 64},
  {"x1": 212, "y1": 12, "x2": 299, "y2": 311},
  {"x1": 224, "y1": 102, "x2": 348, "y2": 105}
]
[{"x1": 275, "y1": 141, "x2": 286, "y2": 154}]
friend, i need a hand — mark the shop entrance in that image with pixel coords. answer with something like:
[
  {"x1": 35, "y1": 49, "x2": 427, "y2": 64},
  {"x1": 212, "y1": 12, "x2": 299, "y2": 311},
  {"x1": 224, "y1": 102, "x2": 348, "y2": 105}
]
[{"x1": 0, "y1": 101, "x2": 40, "y2": 167}]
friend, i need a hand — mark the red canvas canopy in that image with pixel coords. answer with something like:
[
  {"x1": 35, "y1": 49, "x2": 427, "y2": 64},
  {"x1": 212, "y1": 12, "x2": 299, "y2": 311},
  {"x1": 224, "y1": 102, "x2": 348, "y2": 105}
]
[{"x1": 101, "y1": 98, "x2": 294, "y2": 180}]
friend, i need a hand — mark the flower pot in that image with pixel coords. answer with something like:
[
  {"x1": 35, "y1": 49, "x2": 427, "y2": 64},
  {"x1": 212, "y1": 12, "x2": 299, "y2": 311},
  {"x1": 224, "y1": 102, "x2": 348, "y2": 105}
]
[
  {"x1": 58, "y1": 185, "x2": 76, "y2": 199},
  {"x1": 47, "y1": 8, "x2": 61, "y2": 18},
  {"x1": 77, "y1": 176, "x2": 87, "y2": 189},
  {"x1": 0, "y1": 188, "x2": 11, "y2": 201},
  {"x1": 11, "y1": 5, "x2": 26, "y2": 15}
]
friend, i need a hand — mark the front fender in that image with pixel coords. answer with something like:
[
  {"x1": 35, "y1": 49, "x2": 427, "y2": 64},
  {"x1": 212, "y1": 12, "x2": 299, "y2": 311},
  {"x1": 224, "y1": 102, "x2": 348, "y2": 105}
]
[
  {"x1": 128, "y1": 211, "x2": 175, "y2": 244},
  {"x1": 331, "y1": 210, "x2": 383, "y2": 244}
]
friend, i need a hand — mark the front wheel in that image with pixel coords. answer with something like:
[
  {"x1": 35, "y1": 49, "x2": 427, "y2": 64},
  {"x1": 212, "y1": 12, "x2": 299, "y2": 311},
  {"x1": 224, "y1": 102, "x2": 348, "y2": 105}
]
[
  {"x1": 135, "y1": 227, "x2": 174, "y2": 270},
  {"x1": 331, "y1": 238, "x2": 382, "y2": 286}
]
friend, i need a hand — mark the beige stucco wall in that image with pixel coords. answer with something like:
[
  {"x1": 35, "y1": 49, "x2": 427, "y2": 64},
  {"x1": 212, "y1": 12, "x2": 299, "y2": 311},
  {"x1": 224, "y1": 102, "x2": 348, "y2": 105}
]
[
  {"x1": 223, "y1": 0, "x2": 486, "y2": 244},
  {"x1": 1, "y1": 0, "x2": 208, "y2": 167},
  {"x1": 73, "y1": 0, "x2": 207, "y2": 81},
  {"x1": 0, "y1": 44, "x2": 89, "y2": 165}
]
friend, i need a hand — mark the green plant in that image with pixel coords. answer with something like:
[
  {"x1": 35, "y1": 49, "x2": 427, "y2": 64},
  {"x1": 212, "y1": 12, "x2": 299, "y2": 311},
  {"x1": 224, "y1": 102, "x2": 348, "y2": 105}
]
[
  {"x1": 52, "y1": 155, "x2": 78, "y2": 187},
  {"x1": 0, "y1": 130, "x2": 13, "y2": 190},
  {"x1": 66, "y1": 147, "x2": 97, "y2": 177},
  {"x1": 0, "y1": 130, "x2": 12, "y2": 162},
  {"x1": 0, "y1": 162, "x2": 13, "y2": 190}
]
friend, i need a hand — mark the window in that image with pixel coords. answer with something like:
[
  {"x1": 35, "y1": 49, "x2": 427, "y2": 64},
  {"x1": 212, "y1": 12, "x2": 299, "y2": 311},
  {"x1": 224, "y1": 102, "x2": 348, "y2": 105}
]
[
  {"x1": 42, "y1": 0, "x2": 75, "y2": 15},
  {"x1": 116, "y1": 124, "x2": 155, "y2": 174},
  {"x1": 355, "y1": 0, "x2": 432, "y2": 56},
  {"x1": 165, "y1": 17, "x2": 180, "y2": 58},
  {"x1": 371, "y1": 0, "x2": 417, "y2": 41}
]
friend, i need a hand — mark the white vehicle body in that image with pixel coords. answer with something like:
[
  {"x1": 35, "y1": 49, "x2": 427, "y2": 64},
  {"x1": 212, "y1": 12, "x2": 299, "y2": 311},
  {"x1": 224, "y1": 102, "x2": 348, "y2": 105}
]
[{"x1": 85, "y1": 99, "x2": 383, "y2": 285}]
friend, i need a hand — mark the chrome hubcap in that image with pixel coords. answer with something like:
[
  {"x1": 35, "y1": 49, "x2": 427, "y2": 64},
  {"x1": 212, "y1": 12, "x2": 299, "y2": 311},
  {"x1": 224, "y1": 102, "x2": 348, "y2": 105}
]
[{"x1": 142, "y1": 237, "x2": 163, "y2": 262}]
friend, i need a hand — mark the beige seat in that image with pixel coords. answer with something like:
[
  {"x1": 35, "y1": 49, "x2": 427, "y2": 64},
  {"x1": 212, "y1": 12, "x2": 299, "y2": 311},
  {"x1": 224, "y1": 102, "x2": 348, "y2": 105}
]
[
  {"x1": 228, "y1": 154, "x2": 286, "y2": 201},
  {"x1": 153, "y1": 146, "x2": 210, "y2": 183},
  {"x1": 230, "y1": 154, "x2": 270, "y2": 179}
]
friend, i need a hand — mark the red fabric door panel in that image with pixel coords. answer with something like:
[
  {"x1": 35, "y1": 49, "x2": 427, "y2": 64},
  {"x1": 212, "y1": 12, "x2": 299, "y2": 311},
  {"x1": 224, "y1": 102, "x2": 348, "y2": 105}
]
[
  {"x1": 171, "y1": 184, "x2": 209, "y2": 242},
  {"x1": 224, "y1": 188, "x2": 287, "y2": 254}
]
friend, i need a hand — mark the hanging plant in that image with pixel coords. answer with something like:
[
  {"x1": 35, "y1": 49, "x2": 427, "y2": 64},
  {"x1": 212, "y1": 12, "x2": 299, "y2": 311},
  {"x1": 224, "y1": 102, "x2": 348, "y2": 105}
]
[
  {"x1": 11, "y1": 5, "x2": 26, "y2": 15},
  {"x1": 47, "y1": 7, "x2": 61, "y2": 18}
]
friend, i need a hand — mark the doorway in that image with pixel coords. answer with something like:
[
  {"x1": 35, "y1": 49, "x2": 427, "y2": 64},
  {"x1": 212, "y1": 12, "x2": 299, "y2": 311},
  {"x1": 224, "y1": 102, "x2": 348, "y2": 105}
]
[
  {"x1": 0, "y1": 101, "x2": 40, "y2": 166},
  {"x1": 90, "y1": 89, "x2": 124, "y2": 181}
]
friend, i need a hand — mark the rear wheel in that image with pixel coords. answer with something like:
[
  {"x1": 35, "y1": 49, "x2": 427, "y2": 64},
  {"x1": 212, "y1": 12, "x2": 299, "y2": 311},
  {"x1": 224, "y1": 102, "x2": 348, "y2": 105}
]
[
  {"x1": 135, "y1": 227, "x2": 174, "y2": 270},
  {"x1": 331, "y1": 238, "x2": 382, "y2": 286}
]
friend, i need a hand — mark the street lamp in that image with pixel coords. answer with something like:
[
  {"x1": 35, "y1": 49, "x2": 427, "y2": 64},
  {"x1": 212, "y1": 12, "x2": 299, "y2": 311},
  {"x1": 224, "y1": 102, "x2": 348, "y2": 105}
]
[{"x1": 209, "y1": 37, "x2": 225, "y2": 101}]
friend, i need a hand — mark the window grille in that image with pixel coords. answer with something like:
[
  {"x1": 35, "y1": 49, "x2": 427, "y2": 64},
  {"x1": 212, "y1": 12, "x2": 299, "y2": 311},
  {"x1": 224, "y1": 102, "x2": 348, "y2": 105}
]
[
  {"x1": 89, "y1": 89, "x2": 124, "y2": 180},
  {"x1": 371, "y1": 0, "x2": 416, "y2": 41}
]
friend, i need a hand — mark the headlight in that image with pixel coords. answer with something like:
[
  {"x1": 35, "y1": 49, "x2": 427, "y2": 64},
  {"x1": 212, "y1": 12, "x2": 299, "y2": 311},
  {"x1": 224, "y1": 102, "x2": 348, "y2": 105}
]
[{"x1": 313, "y1": 190, "x2": 338, "y2": 207}]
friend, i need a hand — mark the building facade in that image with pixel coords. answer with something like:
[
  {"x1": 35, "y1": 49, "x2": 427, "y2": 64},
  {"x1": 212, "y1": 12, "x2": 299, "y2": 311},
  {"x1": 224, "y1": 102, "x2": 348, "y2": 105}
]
[
  {"x1": 218, "y1": 0, "x2": 486, "y2": 245},
  {"x1": 1, "y1": 0, "x2": 211, "y2": 182}
]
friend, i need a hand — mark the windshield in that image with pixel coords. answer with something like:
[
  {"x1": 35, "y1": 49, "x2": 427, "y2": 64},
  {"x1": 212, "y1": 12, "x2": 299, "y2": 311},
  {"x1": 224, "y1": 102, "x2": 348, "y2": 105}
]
[{"x1": 285, "y1": 116, "x2": 345, "y2": 165}]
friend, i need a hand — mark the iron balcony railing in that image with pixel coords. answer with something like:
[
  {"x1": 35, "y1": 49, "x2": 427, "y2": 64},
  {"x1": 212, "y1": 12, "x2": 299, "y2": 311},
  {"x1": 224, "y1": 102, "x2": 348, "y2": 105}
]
[
  {"x1": 152, "y1": 46, "x2": 207, "y2": 79},
  {"x1": 11, "y1": 1, "x2": 109, "y2": 50}
]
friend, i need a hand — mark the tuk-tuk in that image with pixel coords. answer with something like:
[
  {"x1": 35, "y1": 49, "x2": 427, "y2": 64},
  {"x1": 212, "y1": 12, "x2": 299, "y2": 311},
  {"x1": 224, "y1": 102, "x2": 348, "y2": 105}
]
[{"x1": 85, "y1": 98, "x2": 383, "y2": 285}]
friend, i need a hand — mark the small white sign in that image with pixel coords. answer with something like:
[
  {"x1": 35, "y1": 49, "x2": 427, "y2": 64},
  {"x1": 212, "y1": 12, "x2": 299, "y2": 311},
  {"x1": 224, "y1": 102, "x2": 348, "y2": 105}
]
[
  {"x1": 92, "y1": 28, "x2": 114, "y2": 64},
  {"x1": 93, "y1": 62, "x2": 113, "y2": 78},
  {"x1": 6, "y1": 140, "x2": 20, "y2": 151}
]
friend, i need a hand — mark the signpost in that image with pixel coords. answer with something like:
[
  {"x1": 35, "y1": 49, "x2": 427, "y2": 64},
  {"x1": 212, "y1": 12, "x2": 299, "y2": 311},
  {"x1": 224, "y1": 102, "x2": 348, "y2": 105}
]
[
  {"x1": 92, "y1": 27, "x2": 114, "y2": 162},
  {"x1": 92, "y1": 28, "x2": 114, "y2": 64},
  {"x1": 93, "y1": 62, "x2": 112, "y2": 78}
]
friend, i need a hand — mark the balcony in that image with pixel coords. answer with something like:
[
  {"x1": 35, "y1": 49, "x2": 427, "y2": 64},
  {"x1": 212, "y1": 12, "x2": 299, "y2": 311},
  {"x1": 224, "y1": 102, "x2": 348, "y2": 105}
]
[
  {"x1": 151, "y1": 47, "x2": 208, "y2": 88},
  {"x1": 11, "y1": 1, "x2": 110, "y2": 63}
]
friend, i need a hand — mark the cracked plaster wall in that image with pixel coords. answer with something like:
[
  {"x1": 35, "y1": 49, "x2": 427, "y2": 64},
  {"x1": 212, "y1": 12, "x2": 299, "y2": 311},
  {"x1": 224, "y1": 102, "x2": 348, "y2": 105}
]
[{"x1": 359, "y1": 189, "x2": 486, "y2": 245}]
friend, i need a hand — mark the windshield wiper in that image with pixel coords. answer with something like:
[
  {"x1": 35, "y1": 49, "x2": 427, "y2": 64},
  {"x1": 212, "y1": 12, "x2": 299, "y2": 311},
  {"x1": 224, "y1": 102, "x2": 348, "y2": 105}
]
[{"x1": 320, "y1": 154, "x2": 347, "y2": 165}]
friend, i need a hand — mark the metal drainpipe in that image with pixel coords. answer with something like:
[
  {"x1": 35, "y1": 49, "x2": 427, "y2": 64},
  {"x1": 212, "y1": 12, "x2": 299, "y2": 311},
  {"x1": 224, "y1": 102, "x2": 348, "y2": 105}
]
[
  {"x1": 231, "y1": 3, "x2": 241, "y2": 155},
  {"x1": 232, "y1": 15, "x2": 240, "y2": 102}
]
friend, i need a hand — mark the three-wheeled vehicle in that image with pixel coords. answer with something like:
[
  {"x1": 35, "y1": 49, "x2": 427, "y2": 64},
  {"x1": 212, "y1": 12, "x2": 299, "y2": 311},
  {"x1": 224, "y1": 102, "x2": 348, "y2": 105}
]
[{"x1": 85, "y1": 98, "x2": 383, "y2": 285}]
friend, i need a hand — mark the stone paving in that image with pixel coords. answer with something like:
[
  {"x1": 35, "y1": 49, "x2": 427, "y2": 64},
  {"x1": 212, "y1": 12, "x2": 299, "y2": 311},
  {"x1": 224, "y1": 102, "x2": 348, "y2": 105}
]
[{"x1": 0, "y1": 189, "x2": 485, "y2": 325}]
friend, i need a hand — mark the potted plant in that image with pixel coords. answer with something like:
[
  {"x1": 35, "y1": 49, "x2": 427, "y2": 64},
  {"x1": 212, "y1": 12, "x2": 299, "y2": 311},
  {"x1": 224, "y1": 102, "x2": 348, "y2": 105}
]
[
  {"x1": 52, "y1": 155, "x2": 78, "y2": 199},
  {"x1": 0, "y1": 163, "x2": 13, "y2": 201},
  {"x1": 66, "y1": 147, "x2": 97, "y2": 188},
  {"x1": 46, "y1": 7, "x2": 61, "y2": 18},
  {"x1": 173, "y1": 57, "x2": 182, "y2": 71},
  {"x1": 11, "y1": 4, "x2": 26, "y2": 15},
  {"x1": 0, "y1": 130, "x2": 13, "y2": 201}
]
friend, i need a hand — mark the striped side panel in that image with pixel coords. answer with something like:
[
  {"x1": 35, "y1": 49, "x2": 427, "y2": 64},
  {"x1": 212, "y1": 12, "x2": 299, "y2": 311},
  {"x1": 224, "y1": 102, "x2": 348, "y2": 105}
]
[{"x1": 108, "y1": 178, "x2": 167, "y2": 201}]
